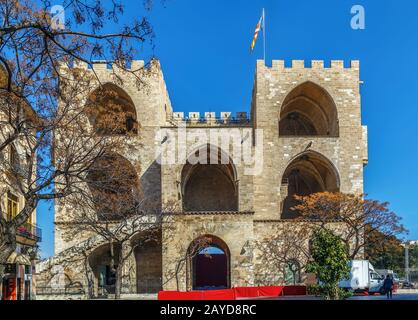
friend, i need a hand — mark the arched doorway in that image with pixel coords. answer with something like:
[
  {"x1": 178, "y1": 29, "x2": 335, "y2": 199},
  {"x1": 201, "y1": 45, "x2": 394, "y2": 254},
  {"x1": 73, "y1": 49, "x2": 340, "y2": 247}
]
[
  {"x1": 86, "y1": 83, "x2": 138, "y2": 135},
  {"x1": 279, "y1": 81, "x2": 339, "y2": 137},
  {"x1": 281, "y1": 152, "x2": 340, "y2": 219},
  {"x1": 188, "y1": 235, "x2": 231, "y2": 290},
  {"x1": 86, "y1": 153, "x2": 140, "y2": 220},
  {"x1": 88, "y1": 243, "x2": 121, "y2": 296},
  {"x1": 181, "y1": 145, "x2": 238, "y2": 212}
]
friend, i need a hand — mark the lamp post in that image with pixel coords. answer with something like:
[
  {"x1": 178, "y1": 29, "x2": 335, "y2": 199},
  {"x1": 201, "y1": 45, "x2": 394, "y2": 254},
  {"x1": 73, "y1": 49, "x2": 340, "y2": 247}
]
[{"x1": 405, "y1": 241, "x2": 410, "y2": 283}]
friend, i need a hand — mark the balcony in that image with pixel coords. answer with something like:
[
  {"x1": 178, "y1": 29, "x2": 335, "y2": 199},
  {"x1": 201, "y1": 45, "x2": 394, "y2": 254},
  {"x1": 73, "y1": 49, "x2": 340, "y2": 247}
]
[{"x1": 17, "y1": 223, "x2": 42, "y2": 242}]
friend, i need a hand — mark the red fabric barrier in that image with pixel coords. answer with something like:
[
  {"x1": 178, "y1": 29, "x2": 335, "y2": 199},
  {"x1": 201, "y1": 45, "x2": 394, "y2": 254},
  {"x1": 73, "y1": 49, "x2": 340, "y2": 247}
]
[
  {"x1": 158, "y1": 291, "x2": 203, "y2": 300},
  {"x1": 158, "y1": 285, "x2": 307, "y2": 300},
  {"x1": 202, "y1": 289, "x2": 236, "y2": 300},
  {"x1": 257, "y1": 286, "x2": 284, "y2": 297},
  {"x1": 233, "y1": 287, "x2": 259, "y2": 298},
  {"x1": 282, "y1": 285, "x2": 307, "y2": 296}
]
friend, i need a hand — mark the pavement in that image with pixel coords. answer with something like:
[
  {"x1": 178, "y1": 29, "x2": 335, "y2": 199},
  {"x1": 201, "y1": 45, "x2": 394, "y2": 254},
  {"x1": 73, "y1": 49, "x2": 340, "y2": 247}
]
[
  {"x1": 257, "y1": 289, "x2": 418, "y2": 301},
  {"x1": 349, "y1": 291, "x2": 418, "y2": 301}
]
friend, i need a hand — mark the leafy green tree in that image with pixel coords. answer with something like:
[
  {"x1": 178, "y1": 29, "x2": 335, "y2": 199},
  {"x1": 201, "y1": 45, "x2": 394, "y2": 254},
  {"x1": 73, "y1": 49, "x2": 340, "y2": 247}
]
[
  {"x1": 365, "y1": 227, "x2": 405, "y2": 276},
  {"x1": 306, "y1": 228, "x2": 350, "y2": 300},
  {"x1": 409, "y1": 245, "x2": 418, "y2": 268}
]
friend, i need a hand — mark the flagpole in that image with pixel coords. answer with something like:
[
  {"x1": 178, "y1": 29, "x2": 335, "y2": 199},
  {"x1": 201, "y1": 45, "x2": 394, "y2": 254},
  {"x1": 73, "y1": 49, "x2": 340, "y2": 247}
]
[{"x1": 263, "y1": 8, "x2": 266, "y2": 61}]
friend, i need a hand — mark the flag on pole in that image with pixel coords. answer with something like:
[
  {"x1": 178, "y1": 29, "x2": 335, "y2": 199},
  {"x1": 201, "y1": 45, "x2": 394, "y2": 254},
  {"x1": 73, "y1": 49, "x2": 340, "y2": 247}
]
[{"x1": 250, "y1": 13, "x2": 263, "y2": 52}]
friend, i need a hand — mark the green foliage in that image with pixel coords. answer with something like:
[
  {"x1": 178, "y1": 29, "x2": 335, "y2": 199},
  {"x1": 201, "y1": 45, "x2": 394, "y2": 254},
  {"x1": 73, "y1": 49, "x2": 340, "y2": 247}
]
[
  {"x1": 307, "y1": 284, "x2": 321, "y2": 296},
  {"x1": 365, "y1": 227, "x2": 405, "y2": 275},
  {"x1": 307, "y1": 284, "x2": 352, "y2": 299},
  {"x1": 410, "y1": 245, "x2": 418, "y2": 268},
  {"x1": 338, "y1": 288, "x2": 353, "y2": 300},
  {"x1": 306, "y1": 228, "x2": 350, "y2": 300}
]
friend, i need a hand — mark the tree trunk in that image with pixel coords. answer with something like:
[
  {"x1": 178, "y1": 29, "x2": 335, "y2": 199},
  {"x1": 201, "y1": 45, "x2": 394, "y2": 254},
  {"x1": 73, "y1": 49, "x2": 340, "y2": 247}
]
[
  {"x1": 83, "y1": 254, "x2": 95, "y2": 299},
  {"x1": 109, "y1": 240, "x2": 115, "y2": 271},
  {"x1": 108, "y1": 240, "x2": 120, "y2": 298},
  {"x1": 334, "y1": 285, "x2": 339, "y2": 300},
  {"x1": 114, "y1": 255, "x2": 123, "y2": 299},
  {"x1": 175, "y1": 259, "x2": 184, "y2": 291}
]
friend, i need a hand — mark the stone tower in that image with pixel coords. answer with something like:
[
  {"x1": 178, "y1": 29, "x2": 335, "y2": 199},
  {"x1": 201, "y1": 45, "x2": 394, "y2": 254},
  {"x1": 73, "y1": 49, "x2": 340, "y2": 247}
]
[{"x1": 38, "y1": 59, "x2": 367, "y2": 298}]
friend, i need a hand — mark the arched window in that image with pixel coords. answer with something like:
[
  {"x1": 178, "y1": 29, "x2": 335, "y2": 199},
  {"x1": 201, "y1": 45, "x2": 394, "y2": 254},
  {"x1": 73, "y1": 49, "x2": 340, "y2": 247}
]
[
  {"x1": 281, "y1": 152, "x2": 340, "y2": 219},
  {"x1": 279, "y1": 82, "x2": 339, "y2": 137},
  {"x1": 86, "y1": 153, "x2": 139, "y2": 220},
  {"x1": 86, "y1": 83, "x2": 138, "y2": 135},
  {"x1": 181, "y1": 145, "x2": 238, "y2": 212}
]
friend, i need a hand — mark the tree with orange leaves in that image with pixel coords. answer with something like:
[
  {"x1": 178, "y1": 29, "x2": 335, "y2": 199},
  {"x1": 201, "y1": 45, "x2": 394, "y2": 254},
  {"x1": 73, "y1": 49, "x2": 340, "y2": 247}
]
[{"x1": 293, "y1": 192, "x2": 407, "y2": 260}]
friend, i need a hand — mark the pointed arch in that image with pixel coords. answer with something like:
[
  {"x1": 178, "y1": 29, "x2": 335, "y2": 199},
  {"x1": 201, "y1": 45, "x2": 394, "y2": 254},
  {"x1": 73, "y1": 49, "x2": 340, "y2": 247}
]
[
  {"x1": 88, "y1": 242, "x2": 122, "y2": 296},
  {"x1": 281, "y1": 151, "x2": 340, "y2": 219},
  {"x1": 279, "y1": 81, "x2": 339, "y2": 137},
  {"x1": 187, "y1": 234, "x2": 231, "y2": 290},
  {"x1": 86, "y1": 83, "x2": 138, "y2": 135},
  {"x1": 181, "y1": 144, "x2": 238, "y2": 212},
  {"x1": 86, "y1": 152, "x2": 140, "y2": 220}
]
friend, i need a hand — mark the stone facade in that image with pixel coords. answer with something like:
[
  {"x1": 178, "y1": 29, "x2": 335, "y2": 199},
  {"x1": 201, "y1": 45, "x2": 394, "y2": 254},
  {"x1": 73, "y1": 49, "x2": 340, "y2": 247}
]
[{"x1": 36, "y1": 59, "x2": 368, "y2": 298}]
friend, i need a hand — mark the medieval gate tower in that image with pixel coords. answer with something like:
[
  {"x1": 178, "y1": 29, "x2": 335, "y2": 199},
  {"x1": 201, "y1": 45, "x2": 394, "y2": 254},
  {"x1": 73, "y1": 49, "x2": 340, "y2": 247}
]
[{"x1": 38, "y1": 59, "x2": 368, "y2": 297}]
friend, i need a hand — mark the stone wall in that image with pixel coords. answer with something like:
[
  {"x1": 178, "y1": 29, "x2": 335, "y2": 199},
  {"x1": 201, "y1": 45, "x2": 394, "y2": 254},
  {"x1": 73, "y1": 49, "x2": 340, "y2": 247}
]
[
  {"x1": 54, "y1": 60, "x2": 170, "y2": 254},
  {"x1": 162, "y1": 213, "x2": 254, "y2": 291}
]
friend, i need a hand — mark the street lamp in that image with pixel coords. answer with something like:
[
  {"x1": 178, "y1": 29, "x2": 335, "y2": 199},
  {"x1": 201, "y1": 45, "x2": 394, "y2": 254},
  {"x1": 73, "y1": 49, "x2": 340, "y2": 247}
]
[{"x1": 405, "y1": 241, "x2": 410, "y2": 283}]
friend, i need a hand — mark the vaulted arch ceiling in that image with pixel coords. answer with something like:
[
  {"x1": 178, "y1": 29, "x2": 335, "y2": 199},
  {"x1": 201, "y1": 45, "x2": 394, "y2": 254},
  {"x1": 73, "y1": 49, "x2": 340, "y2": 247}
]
[
  {"x1": 181, "y1": 145, "x2": 238, "y2": 212},
  {"x1": 279, "y1": 82, "x2": 339, "y2": 137},
  {"x1": 281, "y1": 152, "x2": 340, "y2": 219},
  {"x1": 86, "y1": 83, "x2": 138, "y2": 135}
]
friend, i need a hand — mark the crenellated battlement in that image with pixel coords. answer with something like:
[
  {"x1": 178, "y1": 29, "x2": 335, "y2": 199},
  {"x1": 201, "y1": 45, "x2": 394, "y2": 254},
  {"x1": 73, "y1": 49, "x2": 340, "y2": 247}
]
[
  {"x1": 169, "y1": 111, "x2": 251, "y2": 126},
  {"x1": 58, "y1": 59, "x2": 161, "y2": 77},
  {"x1": 71, "y1": 59, "x2": 147, "y2": 72},
  {"x1": 258, "y1": 59, "x2": 360, "y2": 70},
  {"x1": 74, "y1": 60, "x2": 148, "y2": 71}
]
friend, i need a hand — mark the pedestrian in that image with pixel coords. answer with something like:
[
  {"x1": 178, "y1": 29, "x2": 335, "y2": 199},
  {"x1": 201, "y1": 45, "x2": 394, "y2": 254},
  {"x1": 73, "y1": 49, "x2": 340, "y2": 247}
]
[{"x1": 383, "y1": 275, "x2": 394, "y2": 299}]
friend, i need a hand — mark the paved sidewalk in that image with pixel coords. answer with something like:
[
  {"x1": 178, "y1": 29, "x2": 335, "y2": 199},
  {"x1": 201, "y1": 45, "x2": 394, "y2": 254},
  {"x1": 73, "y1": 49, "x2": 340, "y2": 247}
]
[
  {"x1": 396, "y1": 288, "x2": 418, "y2": 294},
  {"x1": 349, "y1": 293, "x2": 418, "y2": 300}
]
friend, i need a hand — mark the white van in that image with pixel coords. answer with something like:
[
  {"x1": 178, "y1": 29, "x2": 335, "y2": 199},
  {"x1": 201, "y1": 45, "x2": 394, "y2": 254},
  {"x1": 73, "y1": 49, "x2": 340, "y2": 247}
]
[{"x1": 339, "y1": 260, "x2": 385, "y2": 295}]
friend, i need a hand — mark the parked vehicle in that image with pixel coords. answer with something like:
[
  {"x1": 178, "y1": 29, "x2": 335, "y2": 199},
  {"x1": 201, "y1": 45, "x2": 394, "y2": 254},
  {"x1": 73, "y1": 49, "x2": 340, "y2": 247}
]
[
  {"x1": 398, "y1": 278, "x2": 415, "y2": 289},
  {"x1": 339, "y1": 260, "x2": 385, "y2": 295},
  {"x1": 399, "y1": 279, "x2": 414, "y2": 289},
  {"x1": 375, "y1": 269, "x2": 400, "y2": 292}
]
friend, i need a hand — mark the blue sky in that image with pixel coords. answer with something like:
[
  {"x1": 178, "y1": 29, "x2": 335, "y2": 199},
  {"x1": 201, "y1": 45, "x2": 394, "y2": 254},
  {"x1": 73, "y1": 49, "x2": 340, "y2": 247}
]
[{"x1": 37, "y1": 0, "x2": 418, "y2": 258}]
